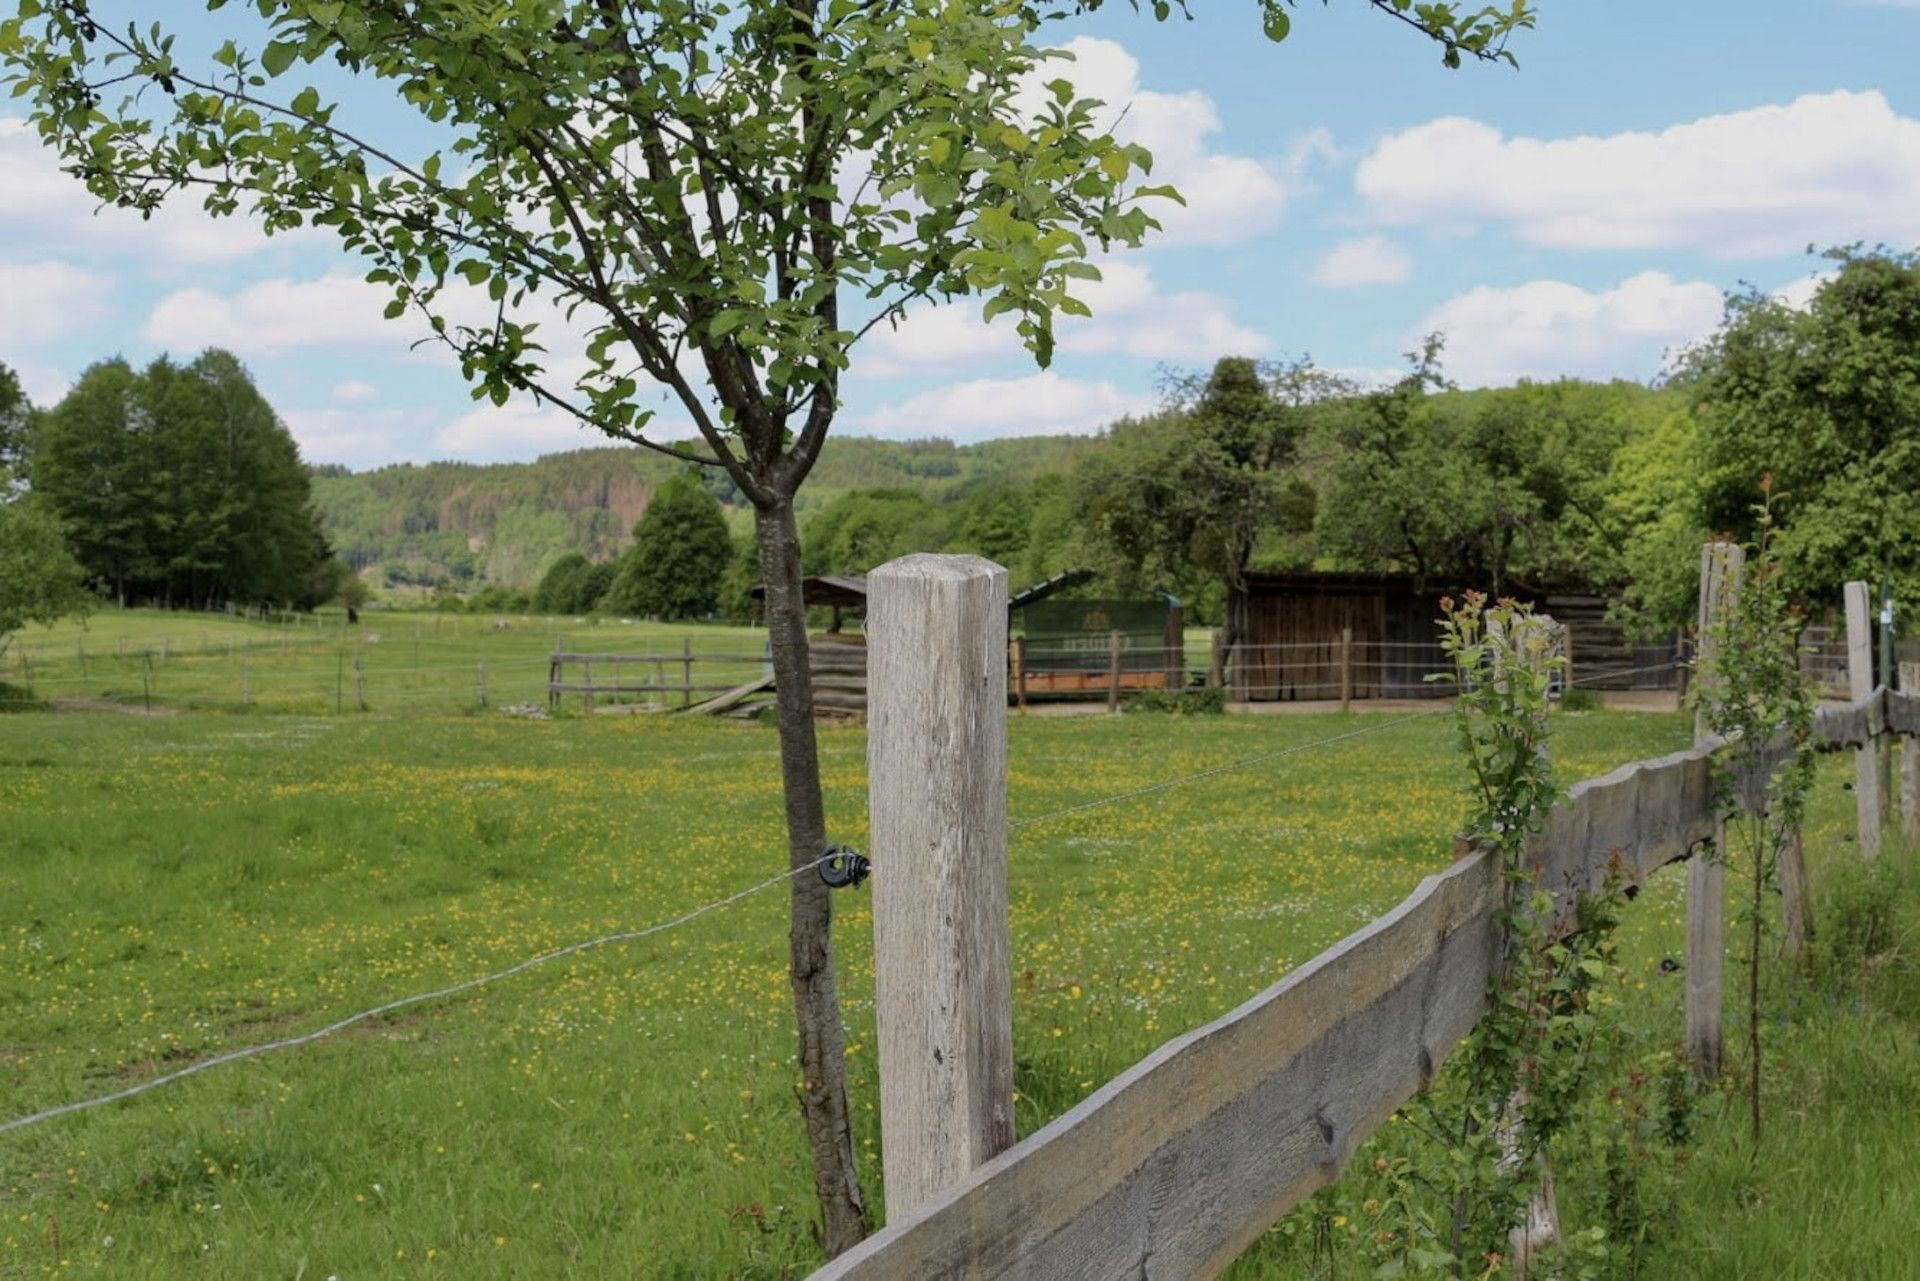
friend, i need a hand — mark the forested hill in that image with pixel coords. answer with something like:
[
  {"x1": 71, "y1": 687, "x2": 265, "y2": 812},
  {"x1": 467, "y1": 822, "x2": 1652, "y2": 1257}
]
[{"x1": 310, "y1": 433, "x2": 1109, "y2": 589}]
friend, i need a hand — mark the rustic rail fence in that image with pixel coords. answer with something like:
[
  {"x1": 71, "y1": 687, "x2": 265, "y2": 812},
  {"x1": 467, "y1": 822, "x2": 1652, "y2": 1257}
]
[
  {"x1": 820, "y1": 558, "x2": 1916, "y2": 1280},
  {"x1": 545, "y1": 643, "x2": 771, "y2": 712}
]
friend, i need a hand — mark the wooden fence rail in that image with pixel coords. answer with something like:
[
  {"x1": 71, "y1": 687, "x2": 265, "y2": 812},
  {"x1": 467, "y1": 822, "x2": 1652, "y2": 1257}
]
[
  {"x1": 546, "y1": 645, "x2": 767, "y2": 712},
  {"x1": 819, "y1": 559, "x2": 1914, "y2": 1281}
]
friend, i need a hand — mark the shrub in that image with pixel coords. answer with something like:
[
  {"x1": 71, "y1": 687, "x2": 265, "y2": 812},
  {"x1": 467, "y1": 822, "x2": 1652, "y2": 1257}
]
[{"x1": 1122, "y1": 685, "x2": 1225, "y2": 715}]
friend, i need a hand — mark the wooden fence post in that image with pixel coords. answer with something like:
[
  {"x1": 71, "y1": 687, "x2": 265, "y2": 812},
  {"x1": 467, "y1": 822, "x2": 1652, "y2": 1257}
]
[
  {"x1": 476, "y1": 661, "x2": 487, "y2": 709},
  {"x1": 1903, "y1": 660, "x2": 1919, "y2": 845},
  {"x1": 241, "y1": 659, "x2": 251, "y2": 708},
  {"x1": 1011, "y1": 636, "x2": 1028, "y2": 714},
  {"x1": 354, "y1": 652, "x2": 366, "y2": 712},
  {"x1": 1164, "y1": 604, "x2": 1184, "y2": 692},
  {"x1": 335, "y1": 652, "x2": 345, "y2": 715},
  {"x1": 1208, "y1": 628, "x2": 1225, "y2": 690},
  {"x1": 1845, "y1": 582, "x2": 1883, "y2": 858},
  {"x1": 142, "y1": 652, "x2": 153, "y2": 714},
  {"x1": 682, "y1": 636, "x2": 694, "y2": 709},
  {"x1": 1107, "y1": 630, "x2": 1123, "y2": 713},
  {"x1": 867, "y1": 554, "x2": 1014, "y2": 1219},
  {"x1": 1688, "y1": 540, "x2": 1742, "y2": 1081},
  {"x1": 1339, "y1": 625, "x2": 1353, "y2": 713}
]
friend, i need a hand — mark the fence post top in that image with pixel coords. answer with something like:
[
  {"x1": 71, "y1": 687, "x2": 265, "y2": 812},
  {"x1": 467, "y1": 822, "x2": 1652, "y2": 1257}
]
[{"x1": 869, "y1": 553, "x2": 1006, "y2": 585}]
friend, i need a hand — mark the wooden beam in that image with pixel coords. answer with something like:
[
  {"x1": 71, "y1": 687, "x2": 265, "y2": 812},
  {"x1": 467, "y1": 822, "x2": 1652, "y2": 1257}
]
[
  {"x1": 1903, "y1": 666, "x2": 1920, "y2": 845},
  {"x1": 866, "y1": 554, "x2": 1014, "y2": 1218},
  {"x1": 1688, "y1": 541, "x2": 1742, "y2": 1082},
  {"x1": 1845, "y1": 582, "x2": 1884, "y2": 858},
  {"x1": 814, "y1": 726, "x2": 1732, "y2": 1281}
]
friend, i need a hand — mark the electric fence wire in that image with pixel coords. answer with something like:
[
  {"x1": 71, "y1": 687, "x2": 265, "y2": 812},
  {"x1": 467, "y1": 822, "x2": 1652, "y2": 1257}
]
[
  {"x1": 0, "y1": 854, "x2": 837, "y2": 1137},
  {"x1": 0, "y1": 658, "x2": 1679, "y2": 1135}
]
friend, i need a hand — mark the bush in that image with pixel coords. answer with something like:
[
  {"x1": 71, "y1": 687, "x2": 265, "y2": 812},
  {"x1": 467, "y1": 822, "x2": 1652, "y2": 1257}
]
[
  {"x1": 1557, "y1": 686, "x2": 1602, "y2": 713},
  {"x1": 1122, "y1": 685, "x2": 1225, "y2": 715}
]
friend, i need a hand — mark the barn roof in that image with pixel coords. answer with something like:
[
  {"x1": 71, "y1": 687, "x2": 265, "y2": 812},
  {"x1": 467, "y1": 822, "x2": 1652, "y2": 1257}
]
[
  {"x1": 747, "y1": 574, "x2": 870, "y2": 610},
  {"x1": 751, "y1": 566, "x2": 1097, "y2": 614}
]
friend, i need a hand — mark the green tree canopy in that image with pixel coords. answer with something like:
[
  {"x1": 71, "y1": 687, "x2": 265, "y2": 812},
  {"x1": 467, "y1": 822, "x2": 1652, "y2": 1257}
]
[
  {"x1": 1075, "y1": 356, "x2": 1335, "y2": 621},
  {"x1": 802, "y1": 488, "x2": 948, "y2": 576},
  {"x1": 0, "y1": 472, "x2": 89, "y2": 658},
  {"x1": 532, "y1": 551, "x2": 593, "y2": 614},
  {"x1": 606, "y1": 472, "x2": 732, "y2": 618},
  {"x1": 32, "y1": 352, "x2": 335, "y2": 609},
  {"x1": 0, "y1": 362, "x2": 29, "y2": 478},
  {"x1": 1682, "y1": 248, "x2": 1920, "y2": 610},
  {"x1": 1316, "y1": 344, "x2": 1656, "y2": 597}
]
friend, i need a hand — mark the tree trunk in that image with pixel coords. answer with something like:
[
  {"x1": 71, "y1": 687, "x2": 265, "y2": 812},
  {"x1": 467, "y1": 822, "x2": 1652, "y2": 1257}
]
[{"x1": 753, "y1": 494, "x2": 868, "y2": 1255}]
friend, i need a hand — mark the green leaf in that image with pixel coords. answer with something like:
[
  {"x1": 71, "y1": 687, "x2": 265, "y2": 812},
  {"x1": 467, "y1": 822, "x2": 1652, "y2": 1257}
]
[{"x1": 259, "y1": 41, "x2": 298, "y2": 77}]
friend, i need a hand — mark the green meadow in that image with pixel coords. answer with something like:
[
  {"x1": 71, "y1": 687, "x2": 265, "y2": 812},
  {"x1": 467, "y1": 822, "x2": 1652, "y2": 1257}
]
[{"x1": 0, "y1": 612, "x2": 1913, "y2": 1278}]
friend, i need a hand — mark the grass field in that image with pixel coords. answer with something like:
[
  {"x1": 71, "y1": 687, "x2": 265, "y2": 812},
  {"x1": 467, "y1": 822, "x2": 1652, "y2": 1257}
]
[
  {"x1": 0, "y1": 618, "x2": 1911, "y2": 1278},
  {"x1": 2, "y1": 608, "x2": 771, "y2": 716}
]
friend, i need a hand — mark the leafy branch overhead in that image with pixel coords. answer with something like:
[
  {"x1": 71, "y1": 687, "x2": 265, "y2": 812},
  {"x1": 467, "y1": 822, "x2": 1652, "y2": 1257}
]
[{"x1": 2, "y1": 0, "x2": 1530, "y2": 503}]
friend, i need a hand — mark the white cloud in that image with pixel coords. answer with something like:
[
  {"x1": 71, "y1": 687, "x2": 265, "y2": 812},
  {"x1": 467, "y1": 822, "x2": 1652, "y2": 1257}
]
[
  {"x1": 1416, "y1": 271, "x2": 1726, "y2": 386},
  {"x1": 9, "y1": 357, "x2": 74, "y2": 408},
  {"x1": 0, "y1": 261, "x2": 113, "y2": 346},
  {"x1": 1773, "y1": 270, "x2": 1834, "y2": 311},
  {"x1": 0, "y1": 118, "x2": 303, "y2": 266},
  {"x1": 434, "y1": 400, "x2": 596, "y2": 461},
  {"x1": 144, "y1": 272, "x2": 399, "y2": 355},
  {"x1": 281, "y1": 407, "x2": 415, "y2": 470},
  {"x1": 853, "y1": 371, "x2": 1153, "y2": 442},
  {"x1": 1312, "y1": 236, "x2": 1413, "y2": 287},
  {"x1": 1355, "y1": 91, "x2": 1920, "y2": 259},
  {"x1": 331, "y1": 379, "x2": 381, "y2": 403},
  {"x1": 1036, "y1": 38, "x2": 1288, "y2": 247},
  {"x1": 862, "y1": 257, "x2": 1266, "y2": 374}
]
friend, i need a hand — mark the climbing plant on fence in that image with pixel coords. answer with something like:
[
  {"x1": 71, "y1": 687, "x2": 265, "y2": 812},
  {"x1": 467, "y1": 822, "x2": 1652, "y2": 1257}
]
[{"x1": 1689, "y1": 491, "x2": 1818, "y2": 1144}]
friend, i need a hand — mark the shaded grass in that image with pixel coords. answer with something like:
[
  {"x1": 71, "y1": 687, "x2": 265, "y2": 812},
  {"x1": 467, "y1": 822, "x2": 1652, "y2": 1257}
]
[{"x1": 1235, "y1": 747, "x2": 1920, "y2": 1280}]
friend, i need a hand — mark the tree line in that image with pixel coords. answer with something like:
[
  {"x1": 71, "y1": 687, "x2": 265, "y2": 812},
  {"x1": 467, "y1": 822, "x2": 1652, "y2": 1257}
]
[
  {"x1": 0, "y1": 351, "x2": 344, "y2": 652},
  {"x1": 497, "y1": 248, "x2": 1916, "y2": 640}
]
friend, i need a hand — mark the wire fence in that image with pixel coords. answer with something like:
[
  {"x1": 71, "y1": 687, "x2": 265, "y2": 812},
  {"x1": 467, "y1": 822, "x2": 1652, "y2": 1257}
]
[{"x1": 0, "y1": 657, "x2": 1679, "y2": 1137}]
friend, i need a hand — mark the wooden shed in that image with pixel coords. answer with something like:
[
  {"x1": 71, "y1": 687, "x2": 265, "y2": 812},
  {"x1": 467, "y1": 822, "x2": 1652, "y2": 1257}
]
[{"x1": 1227, "y1": 572, "x2": 1678, "y2": 702}]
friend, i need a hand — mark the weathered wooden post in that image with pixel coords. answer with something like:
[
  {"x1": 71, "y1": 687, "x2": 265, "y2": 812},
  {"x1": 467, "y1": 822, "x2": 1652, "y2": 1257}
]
[
  {"x1": 1688, "y1": 540, "x2": 1743, "y2": 1081},
  {"x1": 682, "y1": 636, "x2": 694, "y2": 709},
  {"x1": 1011, "y1": 636, "x2": 1028, "y2": 714},
  {"x1": 1339, "y1": 625, "x2": 1353, "y2": 713},
  {"x1": 142, "y1": 652, "x2": 153, "y2": 714},
  {"x1": 354, "y1": 652, "x2": 366, "y2": 712},
  {"x1": 1208, "y1": 628, "x2": 1225, "y2": 690},
  {"x1": 1164, "y1": 603, "x2": 1185, "y2": 692},
  {"x1": 1903, "y1": 660, "x2": 1920, "y2": 845},
  {"x1": 1107, "y1": 630, "x2": 1123, "y2": 713},
  {"x1": 476, "y1": 661, "x2": 487, "y2": 709},
  {"x1": 241, "y1": 659, "x2": 251, "y2": 708},
  {"x1": 867, "y1": 554, "x2": 1014, "y2": 1218},
  {"x1": 1845, "y1": 582, "x2": 1884, "y2": 858}
]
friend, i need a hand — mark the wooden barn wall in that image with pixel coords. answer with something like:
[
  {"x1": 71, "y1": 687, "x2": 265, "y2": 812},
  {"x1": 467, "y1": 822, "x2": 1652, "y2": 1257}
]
[
  {"x1": 1230, "y1": 586, "x2": 1387, "y2": 701},
  {"x1": 1232, "y1": 581, "x2": 1679, "y2": 702}
]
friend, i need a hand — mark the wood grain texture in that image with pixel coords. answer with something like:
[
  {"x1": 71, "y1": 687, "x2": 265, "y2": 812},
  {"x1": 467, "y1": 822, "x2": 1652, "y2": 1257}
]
[
  {"x1": 814, "y1": 853, "x2": 1504, "y2": 1281},
  {"x1": 1688, "y1": 542, "x2": 1741, "y2": 1080},
  {"x1": 867, "y1": 554, "x2": 1014, "y2": 1218},
  {"x1": 1845, "y1": 583, "x2": 1884, "y2": 857}
]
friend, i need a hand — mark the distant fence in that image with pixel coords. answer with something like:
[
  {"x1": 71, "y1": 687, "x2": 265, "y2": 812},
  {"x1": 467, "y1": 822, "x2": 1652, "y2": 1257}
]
[
  {"x1": 546, "y1": 644, "x2": 769, "y2": 712},
  {"x1": 820, "y1": 561, "x2": 1917, "y2": 1280}
]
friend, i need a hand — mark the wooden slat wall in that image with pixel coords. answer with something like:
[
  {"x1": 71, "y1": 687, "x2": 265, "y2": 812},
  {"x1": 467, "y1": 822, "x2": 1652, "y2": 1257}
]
[{"x1": 813, "y1": 691, "x2": 1894, "y2": 1281}]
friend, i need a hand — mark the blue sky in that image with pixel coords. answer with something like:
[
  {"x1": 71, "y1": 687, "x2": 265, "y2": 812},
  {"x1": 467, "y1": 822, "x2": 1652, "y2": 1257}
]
[{"x1": 3, "y1": 1, "x2": 1917, "y2": 468}]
